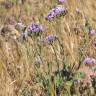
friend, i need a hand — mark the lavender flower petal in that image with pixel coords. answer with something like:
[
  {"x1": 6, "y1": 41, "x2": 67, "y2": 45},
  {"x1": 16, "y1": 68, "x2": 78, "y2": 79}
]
[
  {"x1": 89, "y1": 29, "x2": 96, "y2": 35},
  {"x1": 59, "y1": 0, "x2": 67, "y2": 3},
  {"x1": 27, "y1": 23, "x2": 44, "y2": 35},
  {"x1": 83, "y1": 57, "x2": 96, "y2": 65},
  {"x1": 45, "y1": 35, "x2": 57, "y2": 43},
  {"x1": 76, "y1": 8, "x2": 81, "y2": 14}
]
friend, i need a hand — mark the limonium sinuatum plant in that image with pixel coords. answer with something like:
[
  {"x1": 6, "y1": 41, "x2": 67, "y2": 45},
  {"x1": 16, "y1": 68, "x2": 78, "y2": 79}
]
[
  {"x1": 27, "y1": 23, "x2": 44, "y2": 36},
  {"x1": 83, "y1": 57, "x2": 96, "y2": 65},
  {"x1": 46, "y1": 6, "x2": 67, "y2": 21},
  {"x1": 45, "y1": 35, "x2": 57, "y2": 43}
]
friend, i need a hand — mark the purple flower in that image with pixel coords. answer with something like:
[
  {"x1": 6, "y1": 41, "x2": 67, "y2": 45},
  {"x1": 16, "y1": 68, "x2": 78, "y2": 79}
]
[
  {"x1": 27, "y1": 23, "x2": 44, "y2": 34},
  {"x1": 83, "y1": 57, "x2": 96, "y2": 65},
  {"x1": 59, "y1": 0, "x2": 67, "y2": 3},
  {"x1": 89, "y1": 29, "x2": 96, "y2": 35},
  {"x1": 46, "y1": 6, "x2": 67, "y2": 21},
  {"x1": 45, "y1": 35, "x2": 57, "y2": 43},
  {"x1": 76, "y1": 8, "x2": 81, "y2": 14}
]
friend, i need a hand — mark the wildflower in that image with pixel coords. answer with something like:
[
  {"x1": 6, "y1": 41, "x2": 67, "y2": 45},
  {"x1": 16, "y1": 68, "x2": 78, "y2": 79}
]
[
  {"x1": 27, "y1": 23, "x2": 44, "y2": 33},
  {"x1": 59, "y1": 0, "x2": 67, "y2": 3},
  {"x1": 89, "y1": 29, "x2": 96, "y2": 36},
  {"x1": 83, "y1": 57, "x2": 96, "y2": 65},
  {"x1": 27, "y1": 23, "x2": 44, "y2": 36},
  {"x1": 76, "y1": 8, "x2": 81, "y2": 14},
  {"x1": 45, "y1": 35, "x2": 57, "y2": 43},
  {"x1": 46, "y1": 6, "x2": 67, "y2": 21}
]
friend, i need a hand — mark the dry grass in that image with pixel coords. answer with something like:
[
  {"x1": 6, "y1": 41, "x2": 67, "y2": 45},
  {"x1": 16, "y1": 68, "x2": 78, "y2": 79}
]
[{"x1": 0, "y1": 0, "x2": 96, "y2": 96}]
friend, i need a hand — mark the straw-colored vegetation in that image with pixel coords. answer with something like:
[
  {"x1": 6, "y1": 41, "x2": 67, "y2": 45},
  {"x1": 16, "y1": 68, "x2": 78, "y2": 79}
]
[{"x1": 0, "y1": 0, "x2": 96, "y2": 96}]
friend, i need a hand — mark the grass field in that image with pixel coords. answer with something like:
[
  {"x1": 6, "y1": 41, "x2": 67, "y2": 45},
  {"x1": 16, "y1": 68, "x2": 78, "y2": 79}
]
[{"x1": 0, "y1": 0, "x2": 96, "y2": 96}]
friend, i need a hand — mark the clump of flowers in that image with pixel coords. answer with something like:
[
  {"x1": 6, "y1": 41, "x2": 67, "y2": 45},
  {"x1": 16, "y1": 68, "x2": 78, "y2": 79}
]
[
  {"x1": 83, "y1": 57, "x2": 96, "y2": 65},
  {"x1": 45, "y1": 35, "x2": 57, "y2": 43},
  {"x1": 27, "y1": 23, "x2": 44, "y2": 36},
  {"x1": 58, "y1": 0, "x2": 67, "y2": 3},
  {"x1": 46, "y1": 6, "x2": 68, "y2": 21}
]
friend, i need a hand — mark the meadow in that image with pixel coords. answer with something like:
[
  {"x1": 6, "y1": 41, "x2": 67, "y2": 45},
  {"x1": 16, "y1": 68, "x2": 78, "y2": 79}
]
[{"x1": 0, "y1": 0, "x2": 96, "y2": 96}]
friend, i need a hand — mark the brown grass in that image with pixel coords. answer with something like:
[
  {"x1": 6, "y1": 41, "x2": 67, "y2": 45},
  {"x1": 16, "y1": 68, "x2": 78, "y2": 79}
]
[{"x1": 0, "y1": 0, "x2": 96, "y2": 95}]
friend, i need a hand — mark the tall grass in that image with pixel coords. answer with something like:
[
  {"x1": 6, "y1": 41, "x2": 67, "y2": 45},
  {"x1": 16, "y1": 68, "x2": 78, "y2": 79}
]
[{"x1": 0, "y1": 0, "x2": 96, "y2": 96}]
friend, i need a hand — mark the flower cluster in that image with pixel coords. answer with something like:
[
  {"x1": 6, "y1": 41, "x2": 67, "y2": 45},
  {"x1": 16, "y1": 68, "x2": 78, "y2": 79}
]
[
  {"x1": 46, "y1": 6, "x2": 67, "y2": 21},
  {"x1": 45, "y1": 35, "x2": 57, "y2": 43},
  {"x1": 83, "y1": 57, "x2": 96, "y2": 65},
  {"x1": 27, "y1": 23, "x2": 44, "y2": 35}
]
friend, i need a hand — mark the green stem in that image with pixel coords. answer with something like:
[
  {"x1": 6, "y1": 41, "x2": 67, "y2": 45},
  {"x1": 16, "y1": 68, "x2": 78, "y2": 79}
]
[{"x1": 51, "y1": 44, "x2": 60, "y2": 77}]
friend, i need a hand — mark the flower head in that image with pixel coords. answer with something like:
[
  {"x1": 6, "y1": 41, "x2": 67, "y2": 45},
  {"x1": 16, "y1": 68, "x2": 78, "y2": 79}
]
[
  {"x1": 76, "y1": 8, "x2": 81, "y2": 14},
  {"x1": 45, "y1": 35, "x2": 57, "y2": 43},
  {"x1": 89, "y1": 29, "x2": 96, "y2": 35},
  {"x1": 46, "y1": 6, "x2": 67, "y2": 21},
  {"x1": 83, "y1": 57, "x2": 96, "y2": 65},
  {"x1": 59, "y1": 0, "x2": 67, "y2": 3},
  {"x1": 27, "y1": 23, "x2": 44, "y2": 33}
]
